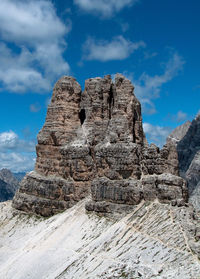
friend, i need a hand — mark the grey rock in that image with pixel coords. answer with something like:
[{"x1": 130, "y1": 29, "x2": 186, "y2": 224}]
[
  {"x1": 13, "y1": 74, "x2": 187, "y2": 216},
  {"x1": 0, "y1": 179, "x2": 13, "y2": 202},
  {"x1": 167, "y1": 114, "x2": 200, "y2": 211},
  {"x1": 0, "y1": 169, "x2": 20, "y2": 201},
  {"x1": 0, "y1": 168, "x2": 20, "y2": 193}
]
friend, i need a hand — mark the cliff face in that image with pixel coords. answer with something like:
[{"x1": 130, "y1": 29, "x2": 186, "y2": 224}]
[
  {"x1": 167, "y1": 114, "x2": 200, "y2": 211},
  {"x1": 13, "y1": 74, "x2": 187, "y2": 217}
]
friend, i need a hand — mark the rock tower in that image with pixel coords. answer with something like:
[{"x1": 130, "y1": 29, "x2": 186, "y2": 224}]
[{"x1": 13, "y1": 75, "x2": 188, "y2": 216}]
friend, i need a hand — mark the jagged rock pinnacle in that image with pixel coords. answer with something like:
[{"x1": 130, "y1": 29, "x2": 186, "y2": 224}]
[{"x1": 13, "y1": 75, "x2": 188, "y2": 216}]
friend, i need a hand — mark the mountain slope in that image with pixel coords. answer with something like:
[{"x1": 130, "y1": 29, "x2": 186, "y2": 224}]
[
  {"x1": 0, "y1": 199, "x2": 199, "y2": 279},
  {"x1": 167, "y1": 114, "x2": 200, "y2": 211},
  {"x1": 177, "y1": 114, "x2": 200, "y2": 174},
  {"x1": 0, "y1": 179, "x2": 13, "y2": 202},
  {"x1": 0, "y1": 168, "x2": 20, "y2": 192},
  {"x1": 0, "y1": 168, "x2": 22, "y2": 202},
  {"x1": 13, "y1": 172, "x2": 26, "y2": 181},
  {"x1": 167, "y1": 120, "x2": 191, "y2": 144}
]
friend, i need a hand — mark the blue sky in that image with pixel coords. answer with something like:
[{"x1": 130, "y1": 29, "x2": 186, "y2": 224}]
[{"x1": 0, "y1": 0, "x2": 199, "y2": 172}]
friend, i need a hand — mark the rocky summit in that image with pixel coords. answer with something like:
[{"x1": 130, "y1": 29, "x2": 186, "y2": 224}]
[{"x1": 13, "y1": 74, "x2": 187, "y2": 217}]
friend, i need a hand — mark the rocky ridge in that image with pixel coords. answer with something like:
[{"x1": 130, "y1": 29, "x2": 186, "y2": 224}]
[
  {"x1": 167, "y1": 114, "x2": 200, "y2": 211},
  {"x1": 0, "y1": 179, "x2": 13, "y2": 202},
  {"x1": 13, "y1": 74, "x2": 187, "y2": 217},
  {"x1": 0, "y1": 169, "x2": 20, "y2": 202}
]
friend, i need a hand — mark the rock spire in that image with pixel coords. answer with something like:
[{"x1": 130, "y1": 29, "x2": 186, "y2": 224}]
[{"x1": 13, "y1": 75, "x2": 187, "y2": 216}]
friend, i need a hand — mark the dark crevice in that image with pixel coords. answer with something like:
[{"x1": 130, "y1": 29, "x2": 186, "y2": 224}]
[
  {"x1": 79, "y1": 109, "x2": 86, "y2": 125},
  {"x1": 108, "y1": 86, "x2": 114, "y2": 119}
]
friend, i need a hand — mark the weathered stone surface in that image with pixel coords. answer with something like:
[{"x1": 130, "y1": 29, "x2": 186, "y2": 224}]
[
  {"x1": 167, "y1": 120, "x2": 191, "y2": 144},
  {"x1": 86, "y1": 173, "x2": 187, "y2": 214},
  {"x1": 13, "y1": 171, "x2": 89, "y2": 216},
  {"x1": 13, "y1": 76, "x2": 92, "y2": 216},
  {"x1": 35, "y1": 76, "x2": 83, "y2": 175},
  {"x1": 13, "y1": 74, "x2": 187, "y2": 216},
  {"x1": 167, "y1": 114, "x2": 200, "y2": 211},
  {"x1": 175, "y1": 114, "x2": 200, "y2": 174}
]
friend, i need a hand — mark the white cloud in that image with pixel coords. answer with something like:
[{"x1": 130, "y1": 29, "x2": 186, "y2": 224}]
[
  {"x1": 0, "y1": 0, "x2": 69, "y2": 44},
  {"x1": 0, "y1": 131, "x2": 36, "y2": 172},
  {"x1": 143, "y1": 123, "x2": 172, "y2": 147},
  {"x1": 0, "y1": 44, "x2": 51, "y2": 92},
  {"x1": 0, "y1": 131, "x2": 35, "y2": 152},
  {"x1": 0, "y1": 131, "x2": 18, "y2": 150},
  {"x1": 0, "y1": 152, "x2": 35, "y2": 173},
  {"x1": 0, "y1": 0, "x2": 70, "y2": 93},
  {"x1": 82, "y1": 36, "x2": 145, "y2": 62},
  {"x1": 131, "y1": 53, "x2": 185, "y2": 114},
  {"x1": 74, "y1": 0, "x2": 138, "y2": 17}
]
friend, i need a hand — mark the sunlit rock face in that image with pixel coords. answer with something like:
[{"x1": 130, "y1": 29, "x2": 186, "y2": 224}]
[{"x1": 13, "y1": 74, "x2": 187, "y2": 216}]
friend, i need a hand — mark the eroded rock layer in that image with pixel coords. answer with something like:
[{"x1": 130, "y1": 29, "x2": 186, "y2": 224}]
[{"x1": 13, "y1": 74, "x2": 187, "y2": 216}]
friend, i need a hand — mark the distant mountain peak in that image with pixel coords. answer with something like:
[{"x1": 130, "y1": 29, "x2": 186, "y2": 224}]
[
  {"x1": 0, "y1": 168, "x2": 25, "y2": 202},
  {"x1": 168, "y1": 116, "x2": 200, "y2": 211}
]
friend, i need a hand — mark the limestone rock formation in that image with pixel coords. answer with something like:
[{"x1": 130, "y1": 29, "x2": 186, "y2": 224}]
[
  {"x1": 167, "y1": 114, "x2": 200, "y2": 211},
  {"x1": 13, "y1": 77, "x2": 92, "y2": 216},
  {"x1": 13, "y1": 74, "x2": 187, "y2": 216}
]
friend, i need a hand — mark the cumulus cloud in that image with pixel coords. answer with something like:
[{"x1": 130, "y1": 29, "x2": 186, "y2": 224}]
[
  {"x1": 0, "y1": 131, "x2": 35, "y2": 152},
  {"x1": 143, "y1": 123, "x2": 172, "y2": 147},
  {"x1": 132, "y1": 53, "x2": 185, "y2": 114},
  {"x1": 0, "y1": 43, "x2": 51, "y2": 92},
  {"x1": 0, "y1": 0, "x2": 70, "y2": 93},
  {"x1": 74, "y1": 0, "x2": 138, "y2": 17},
  {"x1": 82, "y1": 36, "x2": 145, "y2": 62},
  {"x1": 0, "y1": 131, "x2": 36, "y2": 172},
  {"x1": 0, "y1": 152, "x2": 35, "y2": 173},
  {"x1": 0, "y1": 0, "x2": 69, "y2": 44}
]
